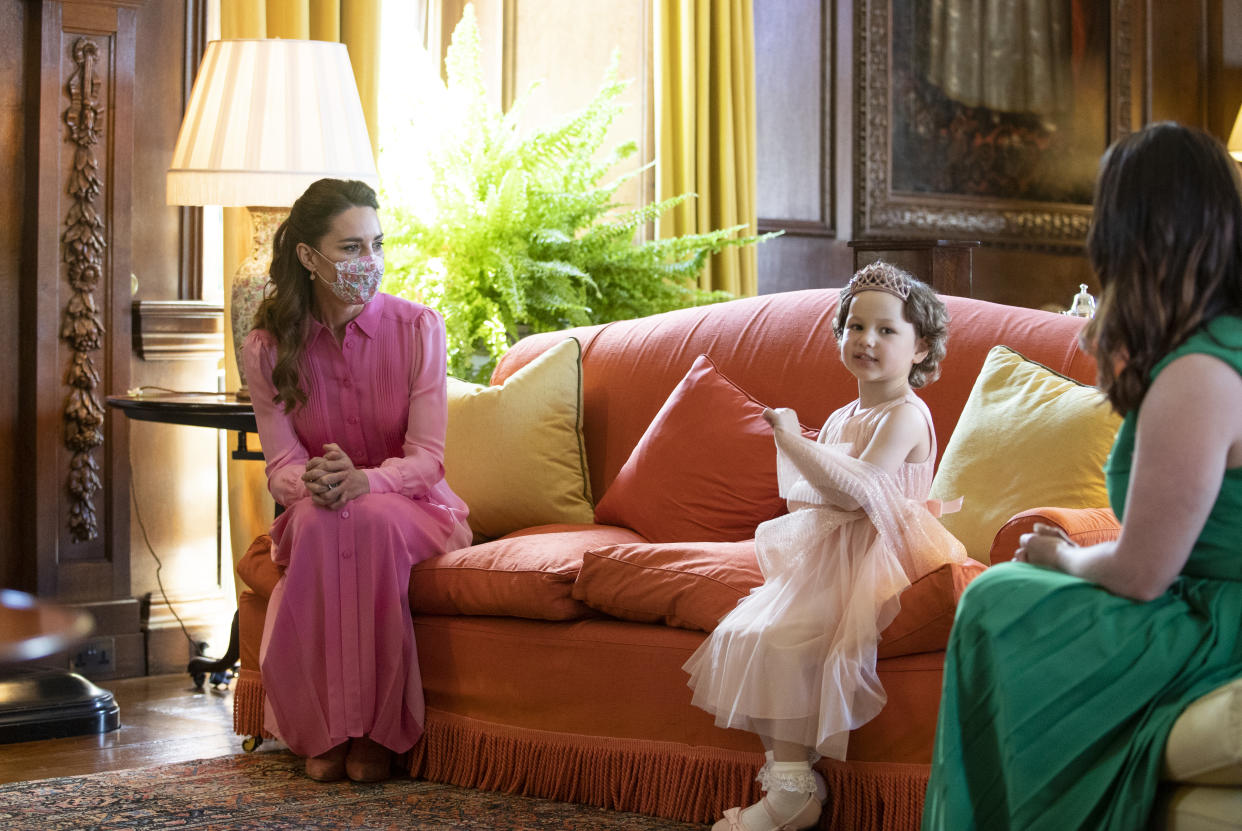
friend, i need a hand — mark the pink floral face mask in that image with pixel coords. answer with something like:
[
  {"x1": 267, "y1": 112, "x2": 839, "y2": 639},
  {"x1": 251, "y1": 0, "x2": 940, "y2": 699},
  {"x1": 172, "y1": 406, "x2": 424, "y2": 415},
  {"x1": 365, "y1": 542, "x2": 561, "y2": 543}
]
[{"x1": 311, "y1": 248, "x2": 383, "y2": 305}]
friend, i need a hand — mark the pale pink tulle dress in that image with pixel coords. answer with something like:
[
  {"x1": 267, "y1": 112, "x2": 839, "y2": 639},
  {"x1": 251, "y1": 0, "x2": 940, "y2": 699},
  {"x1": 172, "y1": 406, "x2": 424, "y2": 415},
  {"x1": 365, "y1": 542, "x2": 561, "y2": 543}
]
[
  {"x1": 683, "y1": 392, "x2": 965, "y2": 759},
  {"x1": 242, "y1": 294, "x2": 472, "y2": 759}
]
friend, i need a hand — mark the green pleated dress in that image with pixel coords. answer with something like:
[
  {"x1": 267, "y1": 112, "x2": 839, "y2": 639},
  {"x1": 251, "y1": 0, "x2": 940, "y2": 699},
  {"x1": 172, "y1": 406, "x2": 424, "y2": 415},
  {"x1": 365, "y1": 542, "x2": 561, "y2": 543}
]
[{"x1": 922, "y1": 316, "x2": 1242, "y2": 831}]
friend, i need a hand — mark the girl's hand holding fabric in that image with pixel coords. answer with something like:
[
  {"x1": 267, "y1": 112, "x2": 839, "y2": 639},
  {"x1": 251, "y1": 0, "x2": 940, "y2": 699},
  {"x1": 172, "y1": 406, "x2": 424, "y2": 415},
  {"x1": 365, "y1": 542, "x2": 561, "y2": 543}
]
[
  {"x1": 1014, "y1": 522, "x2": 1075, "y2": 567},
  {"x1": 303, "y1": 442, "x2": 370, "y2": 509}
]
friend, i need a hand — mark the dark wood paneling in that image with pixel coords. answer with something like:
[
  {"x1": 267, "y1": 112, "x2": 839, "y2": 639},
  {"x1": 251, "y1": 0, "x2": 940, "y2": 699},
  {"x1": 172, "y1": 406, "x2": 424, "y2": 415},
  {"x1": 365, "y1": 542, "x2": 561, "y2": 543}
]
[
  {"x1": 125, "y1": 0, "x2": 234, "y2": 680},
  {"x1": 21, "y1": 1, "x2": 139, "y2": 635},
  {"x1": 758, "y1": 235, "x2": 852, "y2": 293},
  {"x1": 971, "y1": 248, "x2": 1098, "y2": 313},
  {"x1": 130, "y1": 0, "x2": 186, "y2": 307},
  {"x1": 1207, "y1": 0, "x2": 1242, "y2": 142},
  {"x1": 0, "y1": 0, "x2": 26, "y2": 589},
  {"x1": 1149, "y1": 0, "x2": 1207, "y2": 126},
  {"x1": 176, "y1": 0, "x2": 206, "y2": 299}
]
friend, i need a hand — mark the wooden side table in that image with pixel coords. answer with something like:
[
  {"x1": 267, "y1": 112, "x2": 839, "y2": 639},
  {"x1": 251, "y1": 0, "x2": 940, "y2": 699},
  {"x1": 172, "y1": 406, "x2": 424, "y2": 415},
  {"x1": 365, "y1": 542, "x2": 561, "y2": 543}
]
[
  {"x1": 105, "y1": 392, "x2": 261, "y2": 689},
  {"x1": 0, "y1": 589, "x2": 120, "y2": 743},
  {"x1": 105, "y1": 391, "x2": 262, "y2": 461}
]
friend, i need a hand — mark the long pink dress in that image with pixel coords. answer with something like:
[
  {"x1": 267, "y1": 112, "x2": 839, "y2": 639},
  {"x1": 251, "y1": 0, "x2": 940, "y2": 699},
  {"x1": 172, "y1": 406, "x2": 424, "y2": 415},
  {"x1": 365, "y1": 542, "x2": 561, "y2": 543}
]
[
  {"x1": 683, "y1": 393, "x2": 965, "y2": 759},
  {"x1": 242, "y1": 293, "x2": 472, "y2": 758}
]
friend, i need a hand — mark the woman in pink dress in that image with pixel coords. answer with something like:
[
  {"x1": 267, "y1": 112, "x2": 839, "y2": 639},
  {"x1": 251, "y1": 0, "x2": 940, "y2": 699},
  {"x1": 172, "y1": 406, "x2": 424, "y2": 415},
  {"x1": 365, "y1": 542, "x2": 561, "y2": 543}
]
[{"x1": 242, "y1": 178, "x2": 471, "y2": 783}]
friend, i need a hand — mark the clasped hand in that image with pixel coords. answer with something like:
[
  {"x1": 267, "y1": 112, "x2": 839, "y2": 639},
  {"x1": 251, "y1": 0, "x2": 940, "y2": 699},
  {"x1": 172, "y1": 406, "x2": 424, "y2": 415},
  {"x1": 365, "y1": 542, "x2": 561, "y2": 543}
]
[
  {"x1": 303, "y1": 442, "x2": 368, "y2": 509},
  {"x1": 1014, "y1": 522, "x2": 1075, "y2": 568}
]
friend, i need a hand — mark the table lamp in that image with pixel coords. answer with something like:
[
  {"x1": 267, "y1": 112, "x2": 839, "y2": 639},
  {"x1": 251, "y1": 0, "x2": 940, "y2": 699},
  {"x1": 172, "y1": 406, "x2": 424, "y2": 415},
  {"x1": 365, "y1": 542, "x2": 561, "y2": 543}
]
[
  {"x1": 167, "y1": 39, "x2": 379, "y2": 398},
  {"x1": 1229, "y1": 103, "x2": 1242, "y2": 163}
]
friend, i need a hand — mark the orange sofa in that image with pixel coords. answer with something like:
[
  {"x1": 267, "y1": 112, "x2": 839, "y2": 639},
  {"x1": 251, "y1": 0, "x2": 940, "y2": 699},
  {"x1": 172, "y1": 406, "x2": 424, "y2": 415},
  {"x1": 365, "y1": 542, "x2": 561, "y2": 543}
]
[{"x1": 232, "y1": 289, "x2": 1101, "y2": 829}]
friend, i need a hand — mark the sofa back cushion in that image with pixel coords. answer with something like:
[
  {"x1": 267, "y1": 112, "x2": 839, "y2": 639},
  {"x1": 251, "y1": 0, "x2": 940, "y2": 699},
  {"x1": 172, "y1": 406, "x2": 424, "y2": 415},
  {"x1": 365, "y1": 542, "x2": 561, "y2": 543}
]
[
  {"x1": 494, "y1": 290, "x2": 1097, "y2": 506},
  {"x1": 593, "y1": 354, "x2": 818, "y2": 542}
]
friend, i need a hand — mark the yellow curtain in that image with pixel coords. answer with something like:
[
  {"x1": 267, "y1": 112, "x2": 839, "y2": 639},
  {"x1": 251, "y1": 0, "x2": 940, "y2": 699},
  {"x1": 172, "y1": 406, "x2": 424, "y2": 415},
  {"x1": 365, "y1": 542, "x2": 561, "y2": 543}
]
[
  {"x1": 657, "y1": 0, "x2": 758, "y2": 297},
  {"x1": 220, "y1": 0, "x2": 381, "y2": 595}
]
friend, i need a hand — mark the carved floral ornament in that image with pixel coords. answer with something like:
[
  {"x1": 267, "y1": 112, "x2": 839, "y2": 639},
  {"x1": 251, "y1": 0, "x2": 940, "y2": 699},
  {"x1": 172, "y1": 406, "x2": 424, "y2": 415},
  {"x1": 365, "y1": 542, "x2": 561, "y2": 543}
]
[{"x1": 61, "y1": 37, "x2": 107, "y2": 542}]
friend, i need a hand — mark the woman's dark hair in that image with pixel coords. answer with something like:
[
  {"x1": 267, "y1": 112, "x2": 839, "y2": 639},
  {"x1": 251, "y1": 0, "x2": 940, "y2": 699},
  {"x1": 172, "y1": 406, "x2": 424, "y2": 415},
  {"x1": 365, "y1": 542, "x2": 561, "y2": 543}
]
[
  {"x1": 832, "y1": 262, "x2": 950, "y2": 388},
  {"x1": 1083, "y1": 122, "x2": 1242, "y2": 414},
  {"x1": 252, "y1": 178, "x2": 379, "y2": 413}
]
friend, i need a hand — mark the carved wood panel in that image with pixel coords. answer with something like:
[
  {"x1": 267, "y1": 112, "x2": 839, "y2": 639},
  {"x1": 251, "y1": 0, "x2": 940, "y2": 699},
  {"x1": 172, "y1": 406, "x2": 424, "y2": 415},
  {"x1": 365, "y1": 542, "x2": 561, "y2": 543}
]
[{"x1": 24, "y1": 0, "x2": 139, "y2": 604}]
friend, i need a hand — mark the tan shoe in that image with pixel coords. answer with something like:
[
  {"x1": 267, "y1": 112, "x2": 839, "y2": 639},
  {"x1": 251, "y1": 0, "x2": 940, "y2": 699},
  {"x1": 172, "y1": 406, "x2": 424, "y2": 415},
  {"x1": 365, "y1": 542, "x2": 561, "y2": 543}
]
[
  {"x1": 304, "y1": 742, "x2": 348, "y2": 782},
  {"x1": 345, "y1": 736, "x2": 394, "y2": 783},
  {"x1": 711, "y1": 792, "x2": 821, "y2": 831}
]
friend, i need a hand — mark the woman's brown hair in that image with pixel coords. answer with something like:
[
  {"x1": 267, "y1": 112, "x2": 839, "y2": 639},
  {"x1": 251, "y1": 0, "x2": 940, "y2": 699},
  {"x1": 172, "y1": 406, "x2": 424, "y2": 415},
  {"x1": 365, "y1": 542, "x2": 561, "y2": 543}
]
[
  {"x1": 1083, "y1": 122, "x2": 1242, "y2": 414},
  {"x1": 252, "y1": 178, "x2": 380, "y2": 413}
]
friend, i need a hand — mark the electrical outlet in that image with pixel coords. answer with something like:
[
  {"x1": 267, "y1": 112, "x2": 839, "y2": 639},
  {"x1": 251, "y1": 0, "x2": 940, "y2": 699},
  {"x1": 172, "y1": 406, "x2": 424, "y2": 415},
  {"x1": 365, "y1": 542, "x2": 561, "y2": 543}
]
[{"x1": 71, "y1": 636, "x2": 116, "y2": 675}]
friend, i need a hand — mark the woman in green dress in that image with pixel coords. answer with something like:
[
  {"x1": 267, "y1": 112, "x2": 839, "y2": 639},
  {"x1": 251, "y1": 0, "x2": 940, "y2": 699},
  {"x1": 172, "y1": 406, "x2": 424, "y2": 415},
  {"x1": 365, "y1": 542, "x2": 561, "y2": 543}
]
[{"x1": 923, "y1": 122, "x2": 1242, "y2": 830}]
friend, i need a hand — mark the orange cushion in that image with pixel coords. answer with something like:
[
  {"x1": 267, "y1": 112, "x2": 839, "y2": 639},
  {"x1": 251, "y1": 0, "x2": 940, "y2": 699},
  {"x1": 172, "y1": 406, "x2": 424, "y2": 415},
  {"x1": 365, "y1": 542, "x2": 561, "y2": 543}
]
[
  {"x1": 988, "y1": 506, "x2": 1121, "y2": 564},
  {"x1": 237, "y1": 534, "x2": 281, "y2": 599},
  {"x1": 592, "y1": 354, "x2": 816, "y2": 542},
  {"x1": 408, "y1": 524, "x2": 646, "y2": 620},
  {"x1": 877, "y1": 559, "x2": 987, "y2": 658},
  {"x1": 573, "y1": 541, "x2": 762, "y2": 631},
  {"x1": 572, "y1": 539, "x2": 988, "y2": 658}
]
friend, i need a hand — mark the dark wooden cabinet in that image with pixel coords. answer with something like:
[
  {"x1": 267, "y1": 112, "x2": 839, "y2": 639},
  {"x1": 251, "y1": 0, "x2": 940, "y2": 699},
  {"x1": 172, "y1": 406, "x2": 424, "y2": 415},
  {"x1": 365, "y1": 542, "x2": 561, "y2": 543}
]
[{"x1": 848, "y1": 239, "x2": 979, "y2": 298}]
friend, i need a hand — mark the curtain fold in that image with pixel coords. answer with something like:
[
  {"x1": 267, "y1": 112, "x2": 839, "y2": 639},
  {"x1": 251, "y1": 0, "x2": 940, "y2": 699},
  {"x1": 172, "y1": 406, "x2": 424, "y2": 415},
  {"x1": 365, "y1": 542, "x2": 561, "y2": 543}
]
[
  {"x1": 657, "y1": 0, "x2": 758, "y2": 297},
  {"x1": 220, "y1": 0, "x2": 381, "y2": 594}
]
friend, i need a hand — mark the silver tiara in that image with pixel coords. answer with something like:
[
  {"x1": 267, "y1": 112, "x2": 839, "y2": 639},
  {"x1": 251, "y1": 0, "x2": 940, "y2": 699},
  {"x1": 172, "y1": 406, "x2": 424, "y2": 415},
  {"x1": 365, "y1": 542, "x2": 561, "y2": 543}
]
[{"x1": 842, "y1": 263, "x2": 912, "y2": 303}]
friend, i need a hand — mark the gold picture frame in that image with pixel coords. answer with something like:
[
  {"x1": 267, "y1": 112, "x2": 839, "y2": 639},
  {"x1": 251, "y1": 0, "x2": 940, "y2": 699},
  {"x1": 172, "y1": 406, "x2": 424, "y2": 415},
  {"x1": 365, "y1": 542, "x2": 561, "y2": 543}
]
[{"x1": 854, "y1": 0, "x2": 1143, "y2": 250}]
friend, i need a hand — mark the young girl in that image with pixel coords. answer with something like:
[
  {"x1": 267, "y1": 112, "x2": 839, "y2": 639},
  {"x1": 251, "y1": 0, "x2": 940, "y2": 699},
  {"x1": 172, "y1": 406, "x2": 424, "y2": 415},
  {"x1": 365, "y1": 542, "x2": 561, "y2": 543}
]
[{"x1": 684, "y1": 263, "x2": 966, "y2": 831}]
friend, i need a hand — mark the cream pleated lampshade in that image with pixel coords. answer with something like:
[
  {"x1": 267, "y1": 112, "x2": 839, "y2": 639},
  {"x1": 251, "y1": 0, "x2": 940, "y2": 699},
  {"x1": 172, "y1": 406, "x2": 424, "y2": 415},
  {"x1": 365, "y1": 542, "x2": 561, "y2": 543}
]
[{"x1": 167, "y1": 38, "x2": 378, "y2": 207}]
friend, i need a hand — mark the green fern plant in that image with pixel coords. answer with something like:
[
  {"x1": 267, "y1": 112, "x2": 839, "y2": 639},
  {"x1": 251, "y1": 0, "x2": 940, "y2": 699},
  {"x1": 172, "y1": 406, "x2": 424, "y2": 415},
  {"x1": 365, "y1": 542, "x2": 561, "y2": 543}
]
[{"x1": 380, "y1": 4, "x2": 774, "y2": 382}]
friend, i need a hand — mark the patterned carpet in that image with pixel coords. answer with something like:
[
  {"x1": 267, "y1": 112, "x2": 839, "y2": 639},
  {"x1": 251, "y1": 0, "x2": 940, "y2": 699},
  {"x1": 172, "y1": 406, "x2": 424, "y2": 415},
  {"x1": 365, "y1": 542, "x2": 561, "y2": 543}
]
[{"x1": 0, "y1": 750, "x2": 709, "y2": 830}]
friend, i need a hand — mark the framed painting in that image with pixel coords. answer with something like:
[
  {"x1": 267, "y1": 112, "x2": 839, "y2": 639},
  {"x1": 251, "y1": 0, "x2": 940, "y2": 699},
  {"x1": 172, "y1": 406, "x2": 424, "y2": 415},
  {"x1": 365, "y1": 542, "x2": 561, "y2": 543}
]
[{"x1": 854, "y1": 0, "x2": 1143, "y2": 249}]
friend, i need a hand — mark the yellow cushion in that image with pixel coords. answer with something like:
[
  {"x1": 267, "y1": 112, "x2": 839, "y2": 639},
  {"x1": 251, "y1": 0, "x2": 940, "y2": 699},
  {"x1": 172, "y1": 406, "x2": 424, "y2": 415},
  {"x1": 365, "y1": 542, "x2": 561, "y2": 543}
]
[
  {"x1": 1152, "y1": 785, "x2": 1242, "y2": 831},
  {"x1": 929, "y1": 345, "x2": 1121, "y2": 564},
  {"x1": 1163, "y1": 676, "x2": 1242, "y2": 786},
  {"x1": 445, "y1": 337, "x2": 593, "y2": 540}
]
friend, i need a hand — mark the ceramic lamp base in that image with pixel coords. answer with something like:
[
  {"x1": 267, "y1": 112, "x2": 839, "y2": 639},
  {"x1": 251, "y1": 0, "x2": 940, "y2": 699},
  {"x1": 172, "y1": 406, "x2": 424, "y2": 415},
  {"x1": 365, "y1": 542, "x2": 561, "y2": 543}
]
[{"x1": 230, "y1": 207, "x2": 287, "y2": 395}]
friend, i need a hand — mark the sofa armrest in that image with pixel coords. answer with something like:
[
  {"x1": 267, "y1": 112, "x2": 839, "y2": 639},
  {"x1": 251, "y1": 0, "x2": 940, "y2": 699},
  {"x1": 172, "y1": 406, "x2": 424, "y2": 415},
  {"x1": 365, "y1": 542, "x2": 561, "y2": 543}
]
[{"x1": 988, "y1": 507, "x2": 1121, "y2": 565}]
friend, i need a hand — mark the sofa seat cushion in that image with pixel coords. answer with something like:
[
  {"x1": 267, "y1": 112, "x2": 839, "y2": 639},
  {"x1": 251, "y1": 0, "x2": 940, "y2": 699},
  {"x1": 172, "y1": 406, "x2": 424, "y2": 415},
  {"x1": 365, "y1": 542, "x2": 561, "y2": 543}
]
[
  {"x1": 409, "y1": 524, "x2": 645, "y2": 620},
  {"x1": 413, "y1": 613, "x2": 948, "y2": 764},
  {"x1": 1163, "y1": 676, "x2": 1242, "y2": 786},
  {"x1": 445, "y1": 337, "x2": 594, "y2": 542},
  {"x1": 930, "y1": 345, "x2": 1122, "y2": 564},
  {"x1": 594, "y1": 354, "x2": 817, "y2": 542},
  {"x1": 572, "y1": 540, "x2": 987, "y2": 658}
]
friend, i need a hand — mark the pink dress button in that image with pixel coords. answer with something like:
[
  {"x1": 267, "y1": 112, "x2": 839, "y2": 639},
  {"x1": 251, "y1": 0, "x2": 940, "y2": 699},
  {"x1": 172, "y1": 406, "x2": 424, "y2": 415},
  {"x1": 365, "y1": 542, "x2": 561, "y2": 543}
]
[
  {"x1": 340, "y1": 510, "x2": 350, "y2": 519},
  {"x1": 342, "y1": 550, "x2": 352, "y2": 559}
]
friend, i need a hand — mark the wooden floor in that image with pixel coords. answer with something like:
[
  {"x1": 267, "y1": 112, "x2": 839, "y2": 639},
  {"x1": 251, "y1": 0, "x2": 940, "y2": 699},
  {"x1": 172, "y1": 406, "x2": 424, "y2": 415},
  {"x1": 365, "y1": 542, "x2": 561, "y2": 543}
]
[{"x1": 0, "y1": 672, "x2": 273, "y2": 785}]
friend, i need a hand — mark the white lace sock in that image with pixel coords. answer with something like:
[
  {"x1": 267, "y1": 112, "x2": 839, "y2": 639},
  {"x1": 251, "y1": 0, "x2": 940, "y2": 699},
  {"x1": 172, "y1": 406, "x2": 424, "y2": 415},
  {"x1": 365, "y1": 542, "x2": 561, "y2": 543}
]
[
  {"x1": 739, "y1": 760, "x2": 819, "y2": 830},
  {"x1": 757, "y1": 751, "x2": 828, "y2": 801}
]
